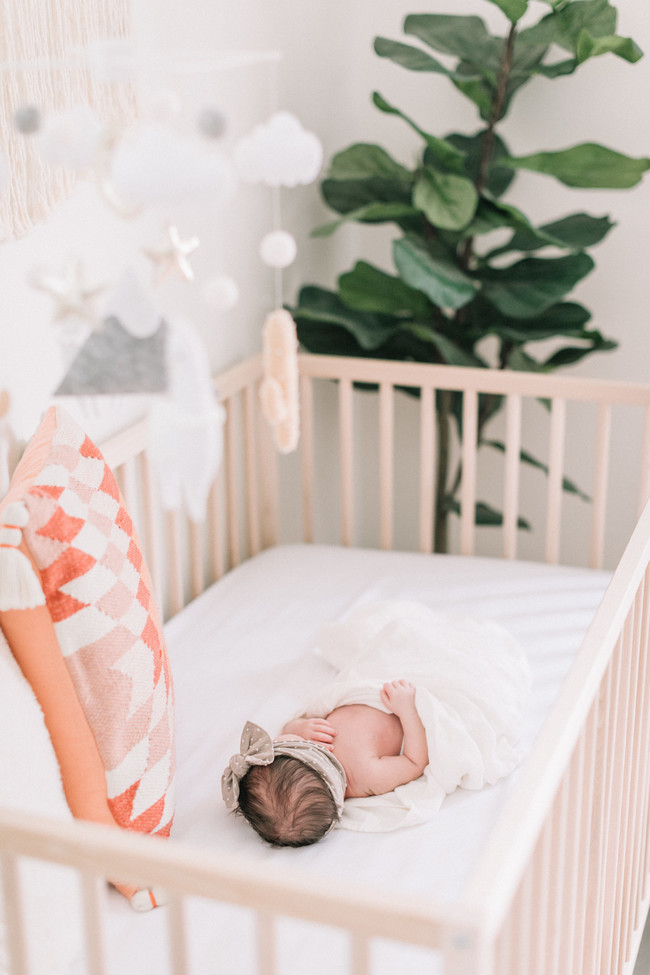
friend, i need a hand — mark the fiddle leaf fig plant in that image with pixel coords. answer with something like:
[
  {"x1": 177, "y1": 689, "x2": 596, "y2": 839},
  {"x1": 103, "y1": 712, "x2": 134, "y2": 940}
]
[{"x1": 290, "y1": 0, "x2": 649, "y2": 552}]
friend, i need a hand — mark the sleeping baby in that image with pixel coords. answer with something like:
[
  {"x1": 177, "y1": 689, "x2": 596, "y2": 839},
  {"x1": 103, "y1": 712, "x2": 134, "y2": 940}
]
[{"x1": 222, "y1": 600, "x2": 531, "y2": 847}]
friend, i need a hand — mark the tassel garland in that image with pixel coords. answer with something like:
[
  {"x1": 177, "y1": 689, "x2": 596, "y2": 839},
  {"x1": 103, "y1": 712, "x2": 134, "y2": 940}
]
[{"x1": 0, "y1": 501, "x2": 45, "y2": 611}]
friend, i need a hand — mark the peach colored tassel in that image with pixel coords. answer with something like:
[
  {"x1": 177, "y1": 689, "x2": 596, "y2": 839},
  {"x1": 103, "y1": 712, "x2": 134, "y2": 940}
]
[
  {"x1": 0, "y1": 501, "x2": 45, "y2": 611},
  {"x1": 259, "y1": 309, "x2": 300, "y2": 454}
]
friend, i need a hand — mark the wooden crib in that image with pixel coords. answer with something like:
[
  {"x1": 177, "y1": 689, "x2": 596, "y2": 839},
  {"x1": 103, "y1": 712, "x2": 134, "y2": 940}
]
[{"x1": 2, "y1": 352, "x2": 650, "y2": 975}]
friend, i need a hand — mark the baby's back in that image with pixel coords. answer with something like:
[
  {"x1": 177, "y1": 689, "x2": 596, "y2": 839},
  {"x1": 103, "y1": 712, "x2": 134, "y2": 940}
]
[{"x1": 327, "y1": 704, "x2": 403, "y2": 798}]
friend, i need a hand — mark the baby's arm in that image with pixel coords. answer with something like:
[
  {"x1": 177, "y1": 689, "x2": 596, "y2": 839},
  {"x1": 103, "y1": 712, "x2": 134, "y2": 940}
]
[
  {"x1": 280, "y1": 717, "x2": 337, "y2": 751},
  {"x1": 365, "y1": 680, "x2": 429, "y2": 795}
]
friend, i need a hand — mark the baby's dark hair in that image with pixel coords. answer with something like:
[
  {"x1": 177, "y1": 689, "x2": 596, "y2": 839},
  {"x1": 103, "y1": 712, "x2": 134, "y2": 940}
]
[{"x1": 237, "y1": 755, "x2": 339, "y2": 847}]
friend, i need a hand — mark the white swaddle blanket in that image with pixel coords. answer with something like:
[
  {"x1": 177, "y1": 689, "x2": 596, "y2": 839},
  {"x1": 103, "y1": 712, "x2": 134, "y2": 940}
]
[{"x1": 300, "y1": 600, "x2": 532, "y2": 832}]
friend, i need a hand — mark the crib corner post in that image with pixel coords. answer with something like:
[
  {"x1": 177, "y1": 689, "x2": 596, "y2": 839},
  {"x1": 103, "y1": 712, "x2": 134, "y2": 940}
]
[{"x1": 442, "y1": 919, "x2": 495, "y2": 975}]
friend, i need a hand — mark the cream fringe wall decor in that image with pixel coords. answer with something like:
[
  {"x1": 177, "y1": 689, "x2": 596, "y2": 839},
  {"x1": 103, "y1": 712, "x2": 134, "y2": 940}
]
[{"x1": 0, "y1": 0, "x2": 136, "y2": 241}]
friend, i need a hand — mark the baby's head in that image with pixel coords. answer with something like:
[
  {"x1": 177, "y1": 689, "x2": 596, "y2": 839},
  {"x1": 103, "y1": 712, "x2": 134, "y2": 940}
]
[
  {"x1": 238, "y1": 755, "x2": 338, "y2": 846},
  {"x1": 222, "y1": 721, "x2": 346, "y2": 847}
]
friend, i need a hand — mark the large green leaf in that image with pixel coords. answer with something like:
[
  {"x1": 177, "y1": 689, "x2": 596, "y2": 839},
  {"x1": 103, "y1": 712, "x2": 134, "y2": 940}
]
[
  {"x1": 373, "y1": 36, "x2": 475, "y2": 77},
  {"x1": 328, "y1": 143, "x2": 412, "y2": 182},
  {"x1": 503, "y1": 144, "x2": 650, "y2": 188},
  {"x1": 576, "y1": 29, "x2": 643, "y2": 64},
  {"x1": 313, "y1": 202, "x2": 422, "y2": 238},
  {"x1": 445, "y1": 497, "x2": 532, "y2": 530},
  {"x1": 480, "y1": 253, "x2": 595, "y2": 318},
  {"x1": 543, "y1": 333, "x2": 617, "y2": 367},
  {"x1": 445, "y1": 131, "x2": 515, "y2": 198},
  {"x1": 404, "y1": 14, "x2": 504, "y2": 77},
  {"x1": 321, "y1": 146, "x2": 414, "y2": 216},
  {"x1": 470, "y1": 297, "x2": 593, "y2": 341},
  {"x1": 393, "y1": 236, "x2": 478, "y2": 310},
  {"x1": 372, "y1": 92, "x2": 467, "y2": 173},
  {"x1": 403, "y1": 324, "x2": 484, "y2": 367},
  {"x1": 484, "y1": 0, "x2": 529, "y2": 24},
  {"x1": 291, "y1": 286, "x2": 400, "y2": 350},
  {"x1": 464, "y1": 197, "x2": 536, "y2": 238},
  {"x1": 518, "y1": 0, "x2": 617, "y2": 53},
  {"x1": 338, "y1": 261, "x2": 432, "y2": 318},
  {"x1": 412, "y1": 167, "x2": 478, "y2": 230},
  {"x1": 486, "y1": 212, "x2": 615, "y2": 257}
]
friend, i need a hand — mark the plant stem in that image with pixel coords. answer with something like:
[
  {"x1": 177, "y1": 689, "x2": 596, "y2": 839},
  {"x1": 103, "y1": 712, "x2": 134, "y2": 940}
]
[{"x1": 459, "y1": 22, "x2": 518, "y2": 271}]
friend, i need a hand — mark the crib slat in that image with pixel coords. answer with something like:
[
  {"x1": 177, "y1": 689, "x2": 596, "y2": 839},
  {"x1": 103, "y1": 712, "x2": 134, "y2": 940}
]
[
  {"x1": 637, "y1": 405, "x2": 650, "y2": 518},
  {"x1": 350, "y1": 933, "x2": 370, "y2": 975},
  {"x1": 225, "y1": 397, "x2": 242, "y2": 568},
  {"x1": 168, "y1": 894, "x2": 190, "y2": 975},
  {"x1": 188, "y1": 518, "x2": 205, "y2": 601},
  {"x1": 601, "y1": 614, "x2": 634, "y2": 975},
  {"x1": 617, "y1": 588, "x2": 646, "y2": 972},
  {"x1": 259, "y1": 408, "x2": 280, "y2": 549},
  {"x1": 2, "y1": 854, "x2": 29, "y2": 975},
  {"x1": 571, "y1": 705, "x2": 599, "y2": 975},
  {"x1": 631, "y1": 570, "x2": 650, "y2": 936},
  {"x1": 379, "y1": 382, "x2": 394, "y2": 551},
  {"x1": 165, "y1": 509, "x2": 185, "y2": 617},
  {"x1": 300, "y1": 374, "x2": 315, "y2": 543},
  {"x1": 208, "y1": 472, "x2": 225, "y2": 582},
  {"x1": 545, "y1": 397, "x2": 566, "y2": 564},
  {"x1": 585, "y1": 653, "x2": 618, "y2": 975},
  {"x1": 81, "y1": 872, "x2": 107, "y2": 975},
  {"x1": 590, "y1": 402, "x2": 611, "y2": 570},
  {"x1": 138, "y1": 453, "x2": 163, "y2": 612},
  {"x1": 460, "y1": 389, "x2": 478, "y2": 556},
  {"x1": 419, "y1": 385, "x2": 435, "y2": 555},
  {"x1": 339, "y1": 378, "x2": 354, "y2": 547},
  {"x1": 244, "y1": 383, "x2": 262, "y2": 558},
  {"x1": 257, "y1": 910, "x2": 277, "y2": 975},
  {"x1": 503, "y1": 393, "x2": 522, "y2": 560},
  {"x1": 550, "y1": 776, "x2": 570, "y2": 975}
]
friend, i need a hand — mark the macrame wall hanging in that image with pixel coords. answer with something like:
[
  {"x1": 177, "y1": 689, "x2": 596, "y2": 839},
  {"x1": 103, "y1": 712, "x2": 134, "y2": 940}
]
[{"x1": 0, "y1": 0, "x2": 136, "y2": 241}]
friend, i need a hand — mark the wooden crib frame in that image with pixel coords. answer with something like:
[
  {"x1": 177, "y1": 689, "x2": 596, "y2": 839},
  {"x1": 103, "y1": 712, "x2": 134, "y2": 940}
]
[{"x1": 3, "y1": 352, "x2": 650, "y2": 975}]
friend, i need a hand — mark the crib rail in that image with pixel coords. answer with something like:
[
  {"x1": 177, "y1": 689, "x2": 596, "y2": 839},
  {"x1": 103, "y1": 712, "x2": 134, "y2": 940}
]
[
  {"x1": 0, "y1": 803, "x2": 461, "y2": 975},
  {"x1": 454, "y1": 495, "x2": 650, "y2": 975},
  {"x1": 102, "y1": 354, "x2": 650, "y2": 621}
]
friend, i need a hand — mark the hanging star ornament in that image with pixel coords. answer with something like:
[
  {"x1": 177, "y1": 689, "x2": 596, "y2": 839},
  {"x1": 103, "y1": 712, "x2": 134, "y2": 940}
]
[
  {"x1": 29, "y1": 260, "x2": 107, "y2": 325},
  {"x1": 142, "y1": 224, "x2": 200, "y2": 284}
]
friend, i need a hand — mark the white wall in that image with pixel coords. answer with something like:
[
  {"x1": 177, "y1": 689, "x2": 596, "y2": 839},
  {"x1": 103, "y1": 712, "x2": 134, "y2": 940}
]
[{"x1": 1, "y1": 0, "x2": 649, "y2": 561}]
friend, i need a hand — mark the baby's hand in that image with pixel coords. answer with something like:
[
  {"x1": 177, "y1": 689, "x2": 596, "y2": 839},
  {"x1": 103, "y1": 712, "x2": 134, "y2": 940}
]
[
  {"x1": 380, "y1": 679, "x2": 417, "y2": 718},
  {"x1": 280, "y1": 717, "x2": 337, "y2": 751}
]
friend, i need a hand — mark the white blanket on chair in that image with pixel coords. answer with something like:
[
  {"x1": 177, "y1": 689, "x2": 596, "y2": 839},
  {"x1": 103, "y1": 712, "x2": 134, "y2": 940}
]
[{"x1": 300, "y1": 600, "x2": 532, "y2": 832}]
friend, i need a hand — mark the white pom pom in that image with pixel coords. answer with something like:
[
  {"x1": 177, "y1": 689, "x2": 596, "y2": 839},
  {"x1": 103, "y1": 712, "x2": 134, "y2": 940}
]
[
  {"x1": 259, "y1": 231, "x2": 297, "y2": 269},
  {"x1": 202, "y1": 275, "x2": 239, "y2": 312},
  {"x1": 35, "y1": 105, "x2": 102, "y2": 168}
]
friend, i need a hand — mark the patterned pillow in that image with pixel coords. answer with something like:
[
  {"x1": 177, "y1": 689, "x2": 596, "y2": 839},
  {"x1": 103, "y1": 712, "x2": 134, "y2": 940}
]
[{"x1": 0, "y1": 406, "x2": 175, "y2": 903}]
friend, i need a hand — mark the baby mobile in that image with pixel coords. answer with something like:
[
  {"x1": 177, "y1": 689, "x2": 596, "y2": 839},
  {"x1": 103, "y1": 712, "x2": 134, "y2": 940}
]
[{"x1": 4, "y1": 40, "x2": 321, "y2": 518}]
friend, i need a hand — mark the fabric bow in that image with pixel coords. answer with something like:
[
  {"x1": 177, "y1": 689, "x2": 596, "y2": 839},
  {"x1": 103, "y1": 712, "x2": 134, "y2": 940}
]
[{"x1": 221, "y1": 721, "x2": 274, "y2": 810}]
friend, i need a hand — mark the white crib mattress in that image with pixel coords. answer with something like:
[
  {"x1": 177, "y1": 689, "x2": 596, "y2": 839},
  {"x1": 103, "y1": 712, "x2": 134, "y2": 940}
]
[{"x1": 92, "y1": 544, "x2": 611, "y2": 975}]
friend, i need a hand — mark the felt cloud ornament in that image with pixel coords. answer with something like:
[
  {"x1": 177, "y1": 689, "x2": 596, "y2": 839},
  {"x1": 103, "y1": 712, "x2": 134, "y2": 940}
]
[
  {"x1": 233, "y1": 111, "x2": 322, "y2": 188},
  {"x1": 107, "y1": 121, "x2": 236, "y2": 210}
]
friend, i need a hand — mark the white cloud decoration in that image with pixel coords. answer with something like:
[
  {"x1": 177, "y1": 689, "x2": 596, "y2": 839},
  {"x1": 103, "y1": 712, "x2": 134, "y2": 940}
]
[
  {"x1": 108, "y1": 122, "x2": 236, "y2": 210},
  {"x1": 233, "y1": 111, "x2": 323, "y2": 188},
  {"x1": 35, "y1": 106, "x2": 103, "y2": 168}
]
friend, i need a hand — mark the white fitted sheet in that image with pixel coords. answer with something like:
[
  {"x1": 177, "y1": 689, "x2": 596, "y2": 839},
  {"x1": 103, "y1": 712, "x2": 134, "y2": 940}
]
[{"x1": 89, "y1": 544, "x2": 611, "y2": 975}]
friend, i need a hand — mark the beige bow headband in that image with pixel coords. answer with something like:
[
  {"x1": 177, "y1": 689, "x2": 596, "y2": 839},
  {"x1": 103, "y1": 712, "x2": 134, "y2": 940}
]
[{"x1": 222, "y1": 721, "x2": 347, "y2": 815}]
